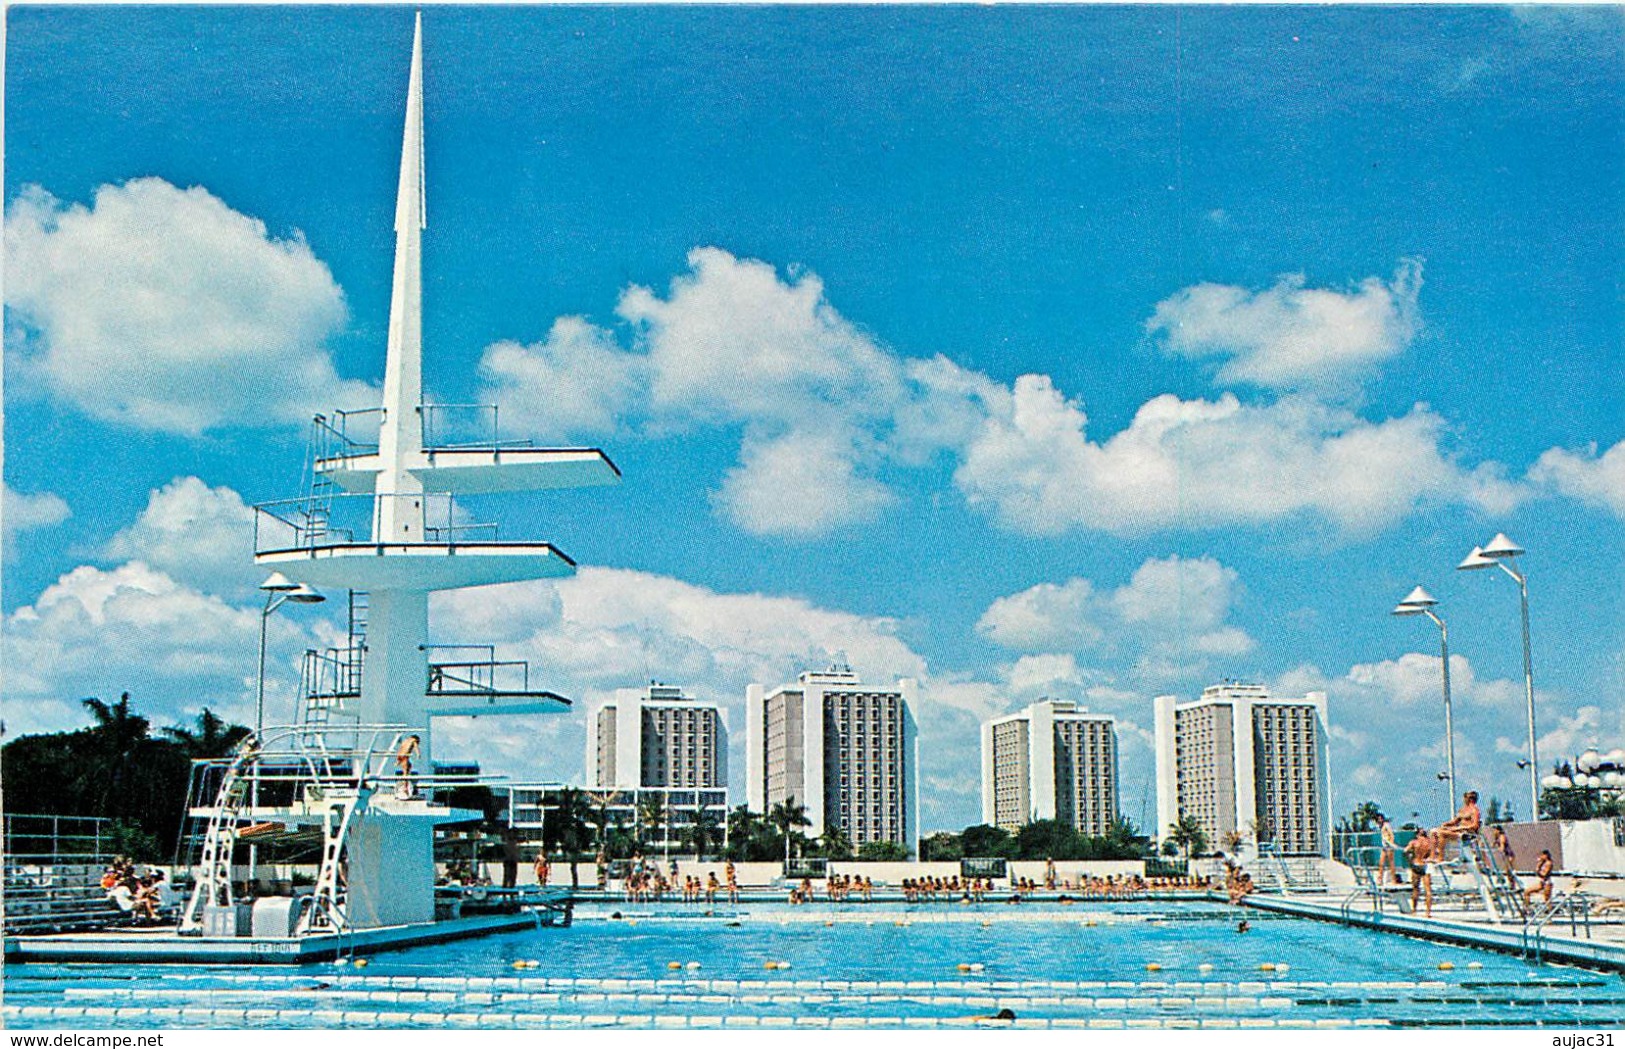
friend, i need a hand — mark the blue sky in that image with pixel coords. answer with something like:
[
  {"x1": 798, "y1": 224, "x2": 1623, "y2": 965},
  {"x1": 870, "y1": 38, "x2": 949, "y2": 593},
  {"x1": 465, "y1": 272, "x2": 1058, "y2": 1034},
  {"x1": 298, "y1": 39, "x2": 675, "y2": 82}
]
[{"x1": 5, "y1": 5, "x2": 1623, "y2": 834}]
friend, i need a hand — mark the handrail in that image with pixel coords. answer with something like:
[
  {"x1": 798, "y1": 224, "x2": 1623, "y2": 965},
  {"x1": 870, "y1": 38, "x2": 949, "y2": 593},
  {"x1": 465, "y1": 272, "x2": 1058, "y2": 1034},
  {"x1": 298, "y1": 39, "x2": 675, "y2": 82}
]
[
  {"x1": 251, "y1": 492, "x2": 527, "y2": 555},
  {"x1": 419, "y1": 403, "x2": 535, "y2": 452}
]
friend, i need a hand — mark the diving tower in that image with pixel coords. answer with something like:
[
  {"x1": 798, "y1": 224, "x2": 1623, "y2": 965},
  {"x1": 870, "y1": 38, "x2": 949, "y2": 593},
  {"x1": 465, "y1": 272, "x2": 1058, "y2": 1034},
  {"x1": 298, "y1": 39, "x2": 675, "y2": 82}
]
[{"x1": 180, "y1": 14, "x2": 617, "y2": 938}]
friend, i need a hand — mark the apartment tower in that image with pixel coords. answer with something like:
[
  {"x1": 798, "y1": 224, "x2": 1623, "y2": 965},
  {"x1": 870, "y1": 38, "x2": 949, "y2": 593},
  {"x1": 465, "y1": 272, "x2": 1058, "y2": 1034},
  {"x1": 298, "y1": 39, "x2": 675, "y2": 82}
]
[
  {"x1": 746, "y1": 662, "x2": 919, "y2": 858},
  {"x1": 981, "y1": 699, "x2": 1119, "y2": 836},
  {"x1": 586, "y1": 682, "x2": 727, "y2": 790},
  {"x1": 1154, "y1": 683, "x2": 1331, "y2": 857}
]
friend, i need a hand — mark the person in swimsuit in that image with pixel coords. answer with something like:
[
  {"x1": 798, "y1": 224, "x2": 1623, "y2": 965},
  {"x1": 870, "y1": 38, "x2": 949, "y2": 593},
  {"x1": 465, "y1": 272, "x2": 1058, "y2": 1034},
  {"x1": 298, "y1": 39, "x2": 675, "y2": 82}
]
[
  {"x1": 1377, "y1": 816, "x2": 1400, "y2": 885},
  {"x1": 1525, "y1": 849, "x2": 1554, "y2": 906},
  {"x1": 395, "y1": 734, "x2": 421, "y2": 797},
  {"x1": 1404, "y1": 829, "x2": 1435, "y2": 917}
]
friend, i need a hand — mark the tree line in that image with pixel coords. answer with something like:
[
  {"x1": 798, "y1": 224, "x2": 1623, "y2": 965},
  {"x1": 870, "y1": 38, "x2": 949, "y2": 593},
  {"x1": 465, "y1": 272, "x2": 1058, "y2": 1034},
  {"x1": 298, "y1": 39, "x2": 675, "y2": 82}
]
[{"x1": 1, "y1": 693, "x2": 251, "y2": 861}]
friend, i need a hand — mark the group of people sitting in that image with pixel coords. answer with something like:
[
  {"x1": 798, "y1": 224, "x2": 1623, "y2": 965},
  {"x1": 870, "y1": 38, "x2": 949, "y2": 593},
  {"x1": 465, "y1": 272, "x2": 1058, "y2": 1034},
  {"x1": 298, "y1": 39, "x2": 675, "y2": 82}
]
[
  {"x1": 679, "y1": 872, "x2": 739, "y2": 904},
  {"x1": 100, "y1": 858, "x2": 176, "y2": 925},
  {"x1": 620, "y1": 857, "x2": 741, "y2": 904},
  {"x1": 815, "y1": 873, "x2": 874, "y2": 902}
]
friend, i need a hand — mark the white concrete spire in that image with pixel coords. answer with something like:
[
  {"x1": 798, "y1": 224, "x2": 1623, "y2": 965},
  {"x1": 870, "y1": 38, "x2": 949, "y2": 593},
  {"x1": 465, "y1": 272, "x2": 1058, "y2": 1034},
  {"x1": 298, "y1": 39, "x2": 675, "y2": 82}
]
[{"x1": 377, "y1": 11, "x2": 427, "y2": 542}]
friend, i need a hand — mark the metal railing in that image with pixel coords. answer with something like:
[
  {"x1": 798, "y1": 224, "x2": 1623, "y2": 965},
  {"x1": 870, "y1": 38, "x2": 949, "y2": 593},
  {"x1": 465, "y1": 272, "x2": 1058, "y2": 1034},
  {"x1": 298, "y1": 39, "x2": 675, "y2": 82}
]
[
  {"x1": 253, "y1": 492, "x2": 501, "y2": 554},
  {"x1": 419, "y1": 404, "x2": 534, "y2": 452},
  {"x1": 4, "y1": 813, "x2": 114, "y2": 866},
  {"x1": 313, "y1": 408, "x2": 385, "y2": 459},
  {"x1": 424, "y1": 645, "x2": 537, "y2": 696},
  {"x1": 303, "y1": 646, "x2": 365, "y2": 703}
]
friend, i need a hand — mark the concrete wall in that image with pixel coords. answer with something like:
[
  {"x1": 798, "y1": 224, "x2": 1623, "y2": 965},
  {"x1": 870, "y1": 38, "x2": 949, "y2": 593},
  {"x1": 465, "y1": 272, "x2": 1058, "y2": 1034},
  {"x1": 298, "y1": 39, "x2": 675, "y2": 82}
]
[
  {"x1": 1558, "y1": 818, "x2": 1625, "y2": 875},
  {"x1": 1501, "y1": 820, "x2": 1564, "y2": 873}
]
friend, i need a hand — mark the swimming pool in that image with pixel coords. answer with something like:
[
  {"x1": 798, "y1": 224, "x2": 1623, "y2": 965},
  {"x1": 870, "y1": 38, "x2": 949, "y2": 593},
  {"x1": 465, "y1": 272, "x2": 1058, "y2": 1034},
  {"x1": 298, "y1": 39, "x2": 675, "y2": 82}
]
[{"x1": 6, "y1": 901, "x2": 1622, "y2": 1029}]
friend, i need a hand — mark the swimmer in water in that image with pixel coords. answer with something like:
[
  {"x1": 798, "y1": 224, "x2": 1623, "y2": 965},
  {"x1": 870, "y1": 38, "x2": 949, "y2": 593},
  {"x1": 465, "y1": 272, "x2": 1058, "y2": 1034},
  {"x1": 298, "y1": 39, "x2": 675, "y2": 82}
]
[{"x1": 1237, "y1": 919, "x2": 1251, "y2": 933}]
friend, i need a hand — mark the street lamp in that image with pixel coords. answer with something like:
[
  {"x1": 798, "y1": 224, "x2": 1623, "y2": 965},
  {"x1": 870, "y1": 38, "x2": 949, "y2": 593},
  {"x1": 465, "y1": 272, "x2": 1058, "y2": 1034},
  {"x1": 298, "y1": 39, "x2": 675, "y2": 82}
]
[
  {"x1": 251, "y1": 573, "x2": 324, "y2": 893},
  {"x1": 1393, "y1": 585, "x2": 1456, "y2": 820},
  {"x1": 1458, "y1": 533, "x2": 1538, "y2": 822},
  {"x1": 256, "y1": 572, "x2": 325, "y2": 737}
]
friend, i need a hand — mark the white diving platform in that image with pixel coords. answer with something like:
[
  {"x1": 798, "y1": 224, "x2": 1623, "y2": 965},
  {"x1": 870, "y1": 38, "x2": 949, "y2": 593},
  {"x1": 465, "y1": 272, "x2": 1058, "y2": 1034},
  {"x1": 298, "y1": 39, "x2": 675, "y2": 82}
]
[
  {"x1": 256, "y1": 541, "x2": 575, "y2": 591},
  {"x1": 317, "y1": 445, "x2": 620, "y2": 495}
]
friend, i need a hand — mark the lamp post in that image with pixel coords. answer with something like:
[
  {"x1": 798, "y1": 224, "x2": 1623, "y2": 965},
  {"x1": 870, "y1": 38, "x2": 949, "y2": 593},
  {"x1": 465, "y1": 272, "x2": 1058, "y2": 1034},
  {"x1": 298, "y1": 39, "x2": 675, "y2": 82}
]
[
  {"x1": 1393, "y1": 586, "x2": 1456, "y2": 820},
  {"x1": 1458, "y1": 534, "x2": 1538, "y2": 821},
  {"x1": 251, "y1": 572, "x2": 324, "y2": 890},
  {"x1": 256, "y1": 572, "x2": 326, "y2": 737}
]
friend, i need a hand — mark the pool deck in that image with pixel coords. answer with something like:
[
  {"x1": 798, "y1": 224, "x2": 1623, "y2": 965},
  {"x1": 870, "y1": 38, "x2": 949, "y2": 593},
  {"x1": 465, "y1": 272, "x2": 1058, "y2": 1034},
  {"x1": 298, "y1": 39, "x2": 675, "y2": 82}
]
[
  {"x1": 1242, "y1": 892, "x2": 1625, "y2": 972},
  {"x1": 3, "y1": 911, "x2": 542, "y2": 965}
]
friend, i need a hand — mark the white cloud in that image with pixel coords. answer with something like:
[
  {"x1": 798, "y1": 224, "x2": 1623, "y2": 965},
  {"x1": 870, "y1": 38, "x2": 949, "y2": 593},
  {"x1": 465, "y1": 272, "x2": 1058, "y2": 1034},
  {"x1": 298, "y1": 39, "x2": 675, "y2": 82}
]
[
  {"x1": 978, "y1": 555, "x2": 1254, "y2": 676},
  {"x1": 2, "y1": 561, "x2": 326, "y2": 735},
  {"x1": 1345, "y1": 651, "x2": 1521, "y2": 710},
  {"x1": 3, "y1": 484, "x2": 70, "y2": 539},
  {"x1": 479, "y1": 248, "x2": 904, "y2": 537},
  {"x1": 1506, "y1": 705, "x2": 1625, "y2": 767},
  {"x1": 476, "y1": 317, "x2": 645, "y2": 443},
  {"x1": 1528, "y1": 439, "x2": 1625, "y2": 519},
  {"x1": 1147, "y1": 259, "x2": 1423, "y2": 391},
  {"x1": 1002, "y1": 653, "x2": 1087, "y2": 697},
  {"x1": 951, "y1": 380, "x2": 1522, "y2": 535},
  {"x1": 715, "y1": 427, "x2": 895, "y2": 539},
  {"x1": 101, "y1": 477, "x2": 257, "y2": 592},
  {"x1": 617, "y1": 247, "x2": 903, "y2": 425},
  {"x1": 975, "y1": 579, "x2": 1105, "y2": 652},
  {"x1": 474, "y1": 248, "x2": 1527, "y2": 541},
  {"x1": 5, "y1": 178, "x2": 372, "y2": 434}
]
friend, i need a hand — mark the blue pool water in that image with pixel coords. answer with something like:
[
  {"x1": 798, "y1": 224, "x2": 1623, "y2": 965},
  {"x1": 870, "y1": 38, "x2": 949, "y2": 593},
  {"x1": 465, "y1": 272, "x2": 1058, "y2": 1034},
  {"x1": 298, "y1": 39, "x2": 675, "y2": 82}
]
[{"x1": 6, "y1": 902, "x2": 1623, "y2": 1029}]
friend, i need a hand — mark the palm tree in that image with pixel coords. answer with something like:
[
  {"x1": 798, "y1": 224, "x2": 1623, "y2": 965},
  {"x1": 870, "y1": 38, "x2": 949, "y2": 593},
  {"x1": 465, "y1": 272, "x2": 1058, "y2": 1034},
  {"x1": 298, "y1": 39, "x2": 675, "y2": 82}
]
[
  {"x1": 688, "y1": 806, "x2": 722, "y2": 861},
  {"x1": 78, "y1": 693, "x2": 151, "y2": 817},
  {"x1": 1167, "y1": 814, "x2": 1208, "y2": 863},
  {"x1": 543, "y1": 787, "x2": 594, "y2": 888},
  {"x1": 1347, "y1": 800, "x2": 1383, "y2": 833},
  {"x1": 636, "y1": 793, "x2": 668, "y2": 853},
  {"x1": 587, "y1": 791, "x2": 617, "y2": 853},
  {"x1": 162, "y1": 708, "x2": 251, "y2": 759},
  {"x1": 767, "y1": 800, "x2": 811, "y2": 866},
  {"x1": 819, "y1": 823, "x2": 853, "y2": 861},
  {"x1": 725, "y1": 805, "x2": 761, "y2": 861}
]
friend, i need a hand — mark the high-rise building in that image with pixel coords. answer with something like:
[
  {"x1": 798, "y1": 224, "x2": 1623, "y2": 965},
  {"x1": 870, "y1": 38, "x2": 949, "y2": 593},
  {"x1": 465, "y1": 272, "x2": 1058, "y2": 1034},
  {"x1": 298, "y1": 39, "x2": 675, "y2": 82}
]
[
  {"x1": 746, "y1": 663, "x2": 919, "y2": 857},
  {"x1": 1154, "y1": 683, "x2": 1331, "y2": 857},
  {"x1": 981, "y1": 699, "x2": 1119, "y2": 836},
  {"x1": 585, "y1": 683, "x2": 728, "y2": 790}
]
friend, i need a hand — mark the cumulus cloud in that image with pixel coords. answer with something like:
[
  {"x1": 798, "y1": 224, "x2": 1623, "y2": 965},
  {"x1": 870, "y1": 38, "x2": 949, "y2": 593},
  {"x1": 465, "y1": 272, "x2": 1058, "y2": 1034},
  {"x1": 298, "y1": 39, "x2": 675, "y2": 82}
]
[
  {"x1": 3, "y1": 483, "x2": 70, "y2": 539},
  {"x1": 1505, "y1": 705, "x2": 1625, "y2": 766},
  {"x1": 715, "y1": 427, "x2": 896, "y2": 538},
  {"x1": 5, "y1": 178, "x2": 372, "y2": 434},
  {"x1": 977, "y1": 555, "x2": 1254, "y2": 684},
  {"x1": 2, "y1": 561, "x2": 328, "y2": 735},
  {"x1": 1147, "y1": 259, "x2": 1423, "y2": 391},
  {"x1": 617, "y1": 247, "x2": 903, "y2": 424},
  {"x1": 1528, "y1": 439, "x2": 1625, "y2": 519},
  {"x1": 477, "y1": 316, "x2": 645, "y2": 443},
  {"x1": 951, "y1": 380, "x2": 1522, "y2": 535},
  {"x1": 101, "y1": 477, "x2": 258, "y2": 592},
  {"x1": 479, "y1": 248, "x2": 1520, "y2": 541}
]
